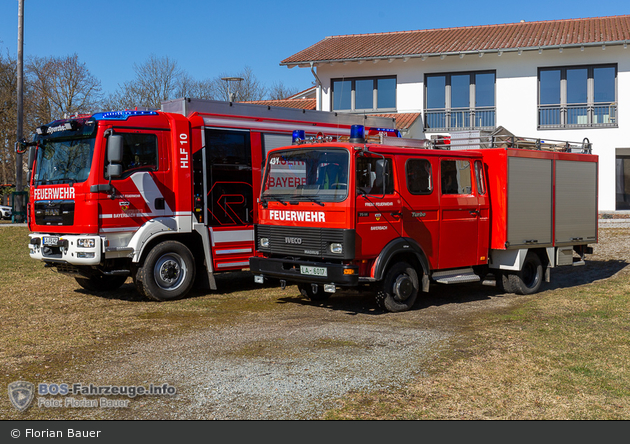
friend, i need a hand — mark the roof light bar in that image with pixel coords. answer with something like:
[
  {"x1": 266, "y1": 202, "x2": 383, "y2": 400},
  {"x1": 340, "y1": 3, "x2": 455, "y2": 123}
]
[{"x1": 92, "y1": 110, "x2": 158, "y2": 121}]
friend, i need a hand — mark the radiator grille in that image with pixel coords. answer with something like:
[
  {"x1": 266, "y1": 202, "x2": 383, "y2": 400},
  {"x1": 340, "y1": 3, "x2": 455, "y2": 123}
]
[{"x1": 256, "y1": 225, "x2": 354, "y2": 260}]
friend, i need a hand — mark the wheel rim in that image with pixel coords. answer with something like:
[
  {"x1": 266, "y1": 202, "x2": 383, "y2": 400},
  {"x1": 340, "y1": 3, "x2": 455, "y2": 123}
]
[
  {"x1": 522, "y1": 261, "x2": 539, "y2": 288},
  {"x1": 393, "y1": 274, "x2": 413, "y2": 302},
  {"x1": 154, "y1": 253, "x2": 187, "y2": 291}
]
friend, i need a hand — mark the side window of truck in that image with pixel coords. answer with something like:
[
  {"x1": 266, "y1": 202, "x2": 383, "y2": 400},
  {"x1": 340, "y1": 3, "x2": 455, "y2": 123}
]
[
  {"x1": 356, "y1": 157, "x2": 394, "y2": 195},
  {"x1": 406, "y1": 158, "x2": 433, "y2": 194},
  {"x1": 441, "y1": 160, "x2": 472, "y2": 195},
  {"x1": 474, "y1": 160, "x2": 487, "y2": 195},
  {"x1": 105, "y1": 133, "x2": 158, "y2": 179}
]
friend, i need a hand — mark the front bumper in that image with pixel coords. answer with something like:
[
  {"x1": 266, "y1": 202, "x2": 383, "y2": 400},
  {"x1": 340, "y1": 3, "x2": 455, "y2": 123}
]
[
  {"x1": 29, "y1": 233, "x2": 102, "y2": 265},
  {"x1": 249, "y1": 256, "x2": 359, "y2": 286}
]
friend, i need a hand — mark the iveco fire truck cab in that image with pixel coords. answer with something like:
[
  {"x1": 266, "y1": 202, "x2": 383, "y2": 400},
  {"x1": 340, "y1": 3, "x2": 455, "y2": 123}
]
[{"x1": 250, "y1": 125, "x2": 598, "y2": 312}]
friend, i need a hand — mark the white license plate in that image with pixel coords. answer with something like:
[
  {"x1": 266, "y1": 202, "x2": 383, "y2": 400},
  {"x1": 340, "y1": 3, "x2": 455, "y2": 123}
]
[
  {"x1": 43, "y1": 236, "x2": 59, "y2": 246},
  {"x1": 300, "y1": 265, "x2": 327, "y2": 277}
]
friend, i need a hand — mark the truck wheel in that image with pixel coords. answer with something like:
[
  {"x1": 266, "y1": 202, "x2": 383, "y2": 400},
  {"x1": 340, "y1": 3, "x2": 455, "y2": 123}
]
[
  {"x1": 496, "y1": 271, "x2": 514, "y2": 294},
  {"x1": 75, "y1": 275, "x2": 128, "y2": 292},
  {"x1": 376, "y1": 262, "x2": 419, "y2": 313},
  {"x1": 138, "y1": 241, "x2": 195, "y2": 301},
  {"x1": 508, "y1": 252, "x2": 543, "y2": 295},
  {"x1": 298, "y1": 283, "x2": 331, "y2": 301}
]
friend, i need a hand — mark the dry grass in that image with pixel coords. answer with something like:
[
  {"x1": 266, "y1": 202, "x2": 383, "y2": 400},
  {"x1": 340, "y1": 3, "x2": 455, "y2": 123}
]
[
  {"x1": 324, "y1": 268, "x2": 630, "y2": 420},
  {"x1": 2, "y1": 225, "x2": 629, "y2": 420},
  {"x1": 0, "y1": 226, "x2": 284, "y2": 386}
]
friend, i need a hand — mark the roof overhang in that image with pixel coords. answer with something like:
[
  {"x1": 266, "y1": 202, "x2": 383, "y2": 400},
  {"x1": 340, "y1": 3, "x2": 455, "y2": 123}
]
[{"x1": 282, "y1": 40, "x2": 629, "y2": 68}]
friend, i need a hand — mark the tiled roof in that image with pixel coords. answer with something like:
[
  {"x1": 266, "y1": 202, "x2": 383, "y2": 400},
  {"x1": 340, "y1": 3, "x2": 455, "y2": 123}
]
[
  {"x1": 245, "y1": 98, "x2": 316, "y2": 109},
  {"x1": 369, "y1": 113, "x2": 421, "y2": 131},
  {"x1": 281, "y1": 15, "x2": 630, "y2": 65}
]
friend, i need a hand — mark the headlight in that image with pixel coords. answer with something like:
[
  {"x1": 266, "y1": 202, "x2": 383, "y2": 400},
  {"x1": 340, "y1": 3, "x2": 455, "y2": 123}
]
[
  {"x1": 77, "y1": 238, "x2": 95, "y2": 248},
  {"x1": 329, "y1": 243, "x2": 343, "y2": 254},
  {"x1": 259, "y1": 237, "x2": 269, "y2": 248}
]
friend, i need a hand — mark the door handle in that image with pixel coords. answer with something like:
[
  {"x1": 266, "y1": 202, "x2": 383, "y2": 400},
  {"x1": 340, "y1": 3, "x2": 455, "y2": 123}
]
[
  {"x1": 391, "y1": 211, "x2": 403, "y2": 217},
  {"x1": 469, "y1": 209, "x2": 480, "y2": 216}
]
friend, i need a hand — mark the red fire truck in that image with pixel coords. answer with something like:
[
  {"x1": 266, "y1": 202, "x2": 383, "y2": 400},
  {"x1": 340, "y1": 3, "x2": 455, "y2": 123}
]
[
  {"x1": 23, "y1": 99, "x2": 394, "y2": 301},
  {"x1": 249, "y1": 126, "x2": 598, "y2": 312}
]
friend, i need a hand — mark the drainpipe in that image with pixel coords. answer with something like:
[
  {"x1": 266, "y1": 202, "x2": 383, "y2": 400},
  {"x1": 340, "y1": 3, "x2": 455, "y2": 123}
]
[{"x1": 310, "y1": 63, "x2": 322, "y2": 111}]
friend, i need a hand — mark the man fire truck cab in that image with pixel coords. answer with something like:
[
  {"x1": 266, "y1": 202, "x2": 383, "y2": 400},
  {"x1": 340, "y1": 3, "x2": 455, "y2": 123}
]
[
  {"x1": 249, "y1": 125, "x2": 598, "y2": 312},
  {"x1": 22, "y1": 99, "x2": 395, "y2": 301}
]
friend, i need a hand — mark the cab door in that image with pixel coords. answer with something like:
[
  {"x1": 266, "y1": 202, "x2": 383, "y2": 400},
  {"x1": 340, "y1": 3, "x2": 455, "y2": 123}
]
[
  {"x1": 437, "y1": 157, "x2": 480, "y2": 269},
  {"x1": 99, "y1": 129, "x2": 169, "y2": 234},
  {"x1": 355, "y1": 155, "x2": 403, "y2": 258}
]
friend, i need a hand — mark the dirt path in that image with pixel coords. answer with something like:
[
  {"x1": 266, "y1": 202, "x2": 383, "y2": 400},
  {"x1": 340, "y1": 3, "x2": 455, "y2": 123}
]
[{"x1": 13, "y1": 222, "x2": 630, "y2": 420}]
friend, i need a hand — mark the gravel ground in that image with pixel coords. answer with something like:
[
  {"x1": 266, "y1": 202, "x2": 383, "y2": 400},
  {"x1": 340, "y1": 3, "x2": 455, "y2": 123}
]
[{"x1": 63, "y1": 221, "x2": 630, "y2": 420}]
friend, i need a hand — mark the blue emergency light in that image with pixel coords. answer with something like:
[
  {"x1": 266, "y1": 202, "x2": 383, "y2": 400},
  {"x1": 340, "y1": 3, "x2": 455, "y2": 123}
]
[
  {"x1": 292, "y1": 130, "x2": 306, "y2": 144},
  {"x1": 92, "y1": 110, "x2": 158, "y2": 121},
  {"x1": 349, "y1": 125, "x2": 366, "y2": 143}
]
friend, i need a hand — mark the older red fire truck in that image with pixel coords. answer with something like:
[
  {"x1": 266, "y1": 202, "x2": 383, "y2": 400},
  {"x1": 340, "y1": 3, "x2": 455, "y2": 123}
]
[
  {"x1": 249, "y1": 126, "x2": 598, "y2": 312},
  {"x1": 24, "y1": 99, "x2": 394, "y2": 301}
]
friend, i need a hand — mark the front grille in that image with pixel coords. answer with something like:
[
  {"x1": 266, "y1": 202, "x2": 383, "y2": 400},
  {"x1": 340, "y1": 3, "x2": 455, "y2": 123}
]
[
  {"x1": 34, "y1": 200, "x2": 74, "y2": 226},
  {"x1": 256, "y1": 225, "x2": 355, "y2": 260}
]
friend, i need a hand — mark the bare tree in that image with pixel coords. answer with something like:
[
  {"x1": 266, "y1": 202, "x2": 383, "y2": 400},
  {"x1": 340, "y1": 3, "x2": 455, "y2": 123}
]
[
  {"x1": 0, "y1": 50, "x2": 39, "y2": 188},
  {"x1": 267, "y1": 81, "x2": 299, "y2": 100},
  {"x1": 107, "y1": 55, "x2": 184, "y2": 110},
  {"x1": 175, "y1": 72, "x2": 216, "y2": 101},
  {"x1": 0, "y1": 52, "x2": 17, "y2": 186},
  {"x1": 210, "y1": 66, "x2": 267, "y2": 102},
  {"x1": 27, "y1": 54, "x2": 102, "y2": 122}
]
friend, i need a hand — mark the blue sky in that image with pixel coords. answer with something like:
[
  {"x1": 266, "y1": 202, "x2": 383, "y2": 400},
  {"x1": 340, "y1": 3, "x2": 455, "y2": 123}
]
[{"x1": 1, "y1": 0, "x2": 629, "y2": 99}]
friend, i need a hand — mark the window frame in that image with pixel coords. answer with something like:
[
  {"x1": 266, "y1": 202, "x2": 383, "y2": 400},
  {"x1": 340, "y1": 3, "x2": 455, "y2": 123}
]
[
  {"x1": 424, "y1": 70, "x2": 496, "y2": 132},
  {"x1": 331, "y1": 76, "x2": 397, "y2": 113},
  {"x1": 104, "y1": 131, "x2": 159, "y2": 180},
  {"x1": 538, "y1": 64, "x2": 618, "y2": 129},
  {"x1": 405, "y1": 158, "x2": 433, "y2": 195}
]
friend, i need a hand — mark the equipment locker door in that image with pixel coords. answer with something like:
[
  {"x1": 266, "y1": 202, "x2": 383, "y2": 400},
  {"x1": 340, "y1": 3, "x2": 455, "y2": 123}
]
[
  {"x1": 204, "y1": 128, "x2": 255, "y2": 271},
  {"x1": 437, "y1": 157, "x2": 480, "y2": 269}
]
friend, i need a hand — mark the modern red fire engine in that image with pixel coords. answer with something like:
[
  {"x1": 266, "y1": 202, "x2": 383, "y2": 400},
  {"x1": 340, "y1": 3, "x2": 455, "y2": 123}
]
[
  {"x1": 23, "y1": 98, "x2": 395, "y2": 301},
  {"x1": 249, "y1": 125, "x2": 598, "y2": 312}
]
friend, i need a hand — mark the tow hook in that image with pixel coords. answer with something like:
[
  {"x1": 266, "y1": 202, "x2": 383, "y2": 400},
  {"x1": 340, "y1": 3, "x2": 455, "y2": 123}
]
[{"x1": 280, "y1": 280, "x2": 287, "y2": 290}]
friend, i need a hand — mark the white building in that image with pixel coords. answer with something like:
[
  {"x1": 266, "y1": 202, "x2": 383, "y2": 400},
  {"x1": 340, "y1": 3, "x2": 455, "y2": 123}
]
[{"x1": 281, "y1": 15, "x2": 630, "y2": 212}]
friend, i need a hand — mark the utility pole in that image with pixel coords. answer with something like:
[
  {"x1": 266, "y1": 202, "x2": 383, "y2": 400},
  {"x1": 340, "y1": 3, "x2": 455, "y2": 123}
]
[{"x1": 14, "y1": 0, "x2": 25, "y2": 223}]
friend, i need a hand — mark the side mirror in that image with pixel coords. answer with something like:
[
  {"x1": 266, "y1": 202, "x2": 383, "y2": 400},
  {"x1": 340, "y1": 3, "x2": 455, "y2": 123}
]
[
  {"x1": 107, "y1": 135, "x2": 123, "y2": 164},
  {"x1": 107, "y1": 164, "x2": 123, "y2": 179},
  {"x1": 15, "y1": 138, "x2": 29, "y2": 154}
]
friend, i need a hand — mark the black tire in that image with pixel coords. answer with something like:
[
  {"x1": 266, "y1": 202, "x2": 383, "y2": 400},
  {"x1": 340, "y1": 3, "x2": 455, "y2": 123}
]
[
  {"x1": 75, "y1": 275, "x2": 128, "y2": 292},
  {"x1": 495, "y1": 270, "x2": 515, "y2": 294},
  {"x1": 376, "y1": 262, "x2": 419, "y2": 313},
  {"x1": 508, "y1": 252, "x2": 544, "y2": 295},
  {"x1": 298, "y1": 282, "x2": 331, "y2": 301},
  {"x1": 137, "y1": 241, "x2": 196, "y2": 301}
]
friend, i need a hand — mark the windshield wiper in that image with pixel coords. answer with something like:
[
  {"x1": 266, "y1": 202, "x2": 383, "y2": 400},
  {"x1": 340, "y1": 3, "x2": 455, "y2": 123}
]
[
  {"x1": 262, "y1": 196, "x2": 287, "y2": 206},
  {"x1": 294, "y1": 195, "x2": 324, "y2": 206}
]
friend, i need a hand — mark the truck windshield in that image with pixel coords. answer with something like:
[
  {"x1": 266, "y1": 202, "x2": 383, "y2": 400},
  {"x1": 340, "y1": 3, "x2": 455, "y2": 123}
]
[
  {"x1": 262, "y1": 148, "x2": 349, "y2": 203},
  {"x1": 33, "y1": 137, "x2": 96, "y2": 185}
]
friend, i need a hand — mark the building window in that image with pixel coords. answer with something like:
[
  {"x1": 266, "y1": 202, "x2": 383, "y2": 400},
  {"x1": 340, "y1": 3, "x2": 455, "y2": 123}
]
[
  {"x1": 424, "y1": 71, "x2": 495, "y2": 132},
  {"x1": 332, "y1": 76, "x2": 396, "y2": 112},
  {"x1": 538, "y1": 64, "x2": 617, "y2": 129},
  {"x1": 617, "y1": 156, "x2": 630, "y2": 210}
]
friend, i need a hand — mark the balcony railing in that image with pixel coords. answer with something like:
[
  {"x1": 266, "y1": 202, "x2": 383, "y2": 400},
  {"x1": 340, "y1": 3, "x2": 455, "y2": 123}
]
[
  {"x1": 424, "y1": 107, "x2": 495, "y2": 131},
  {"x1": 538, "y1": 102, "x2": 617, "y2": 129}
]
